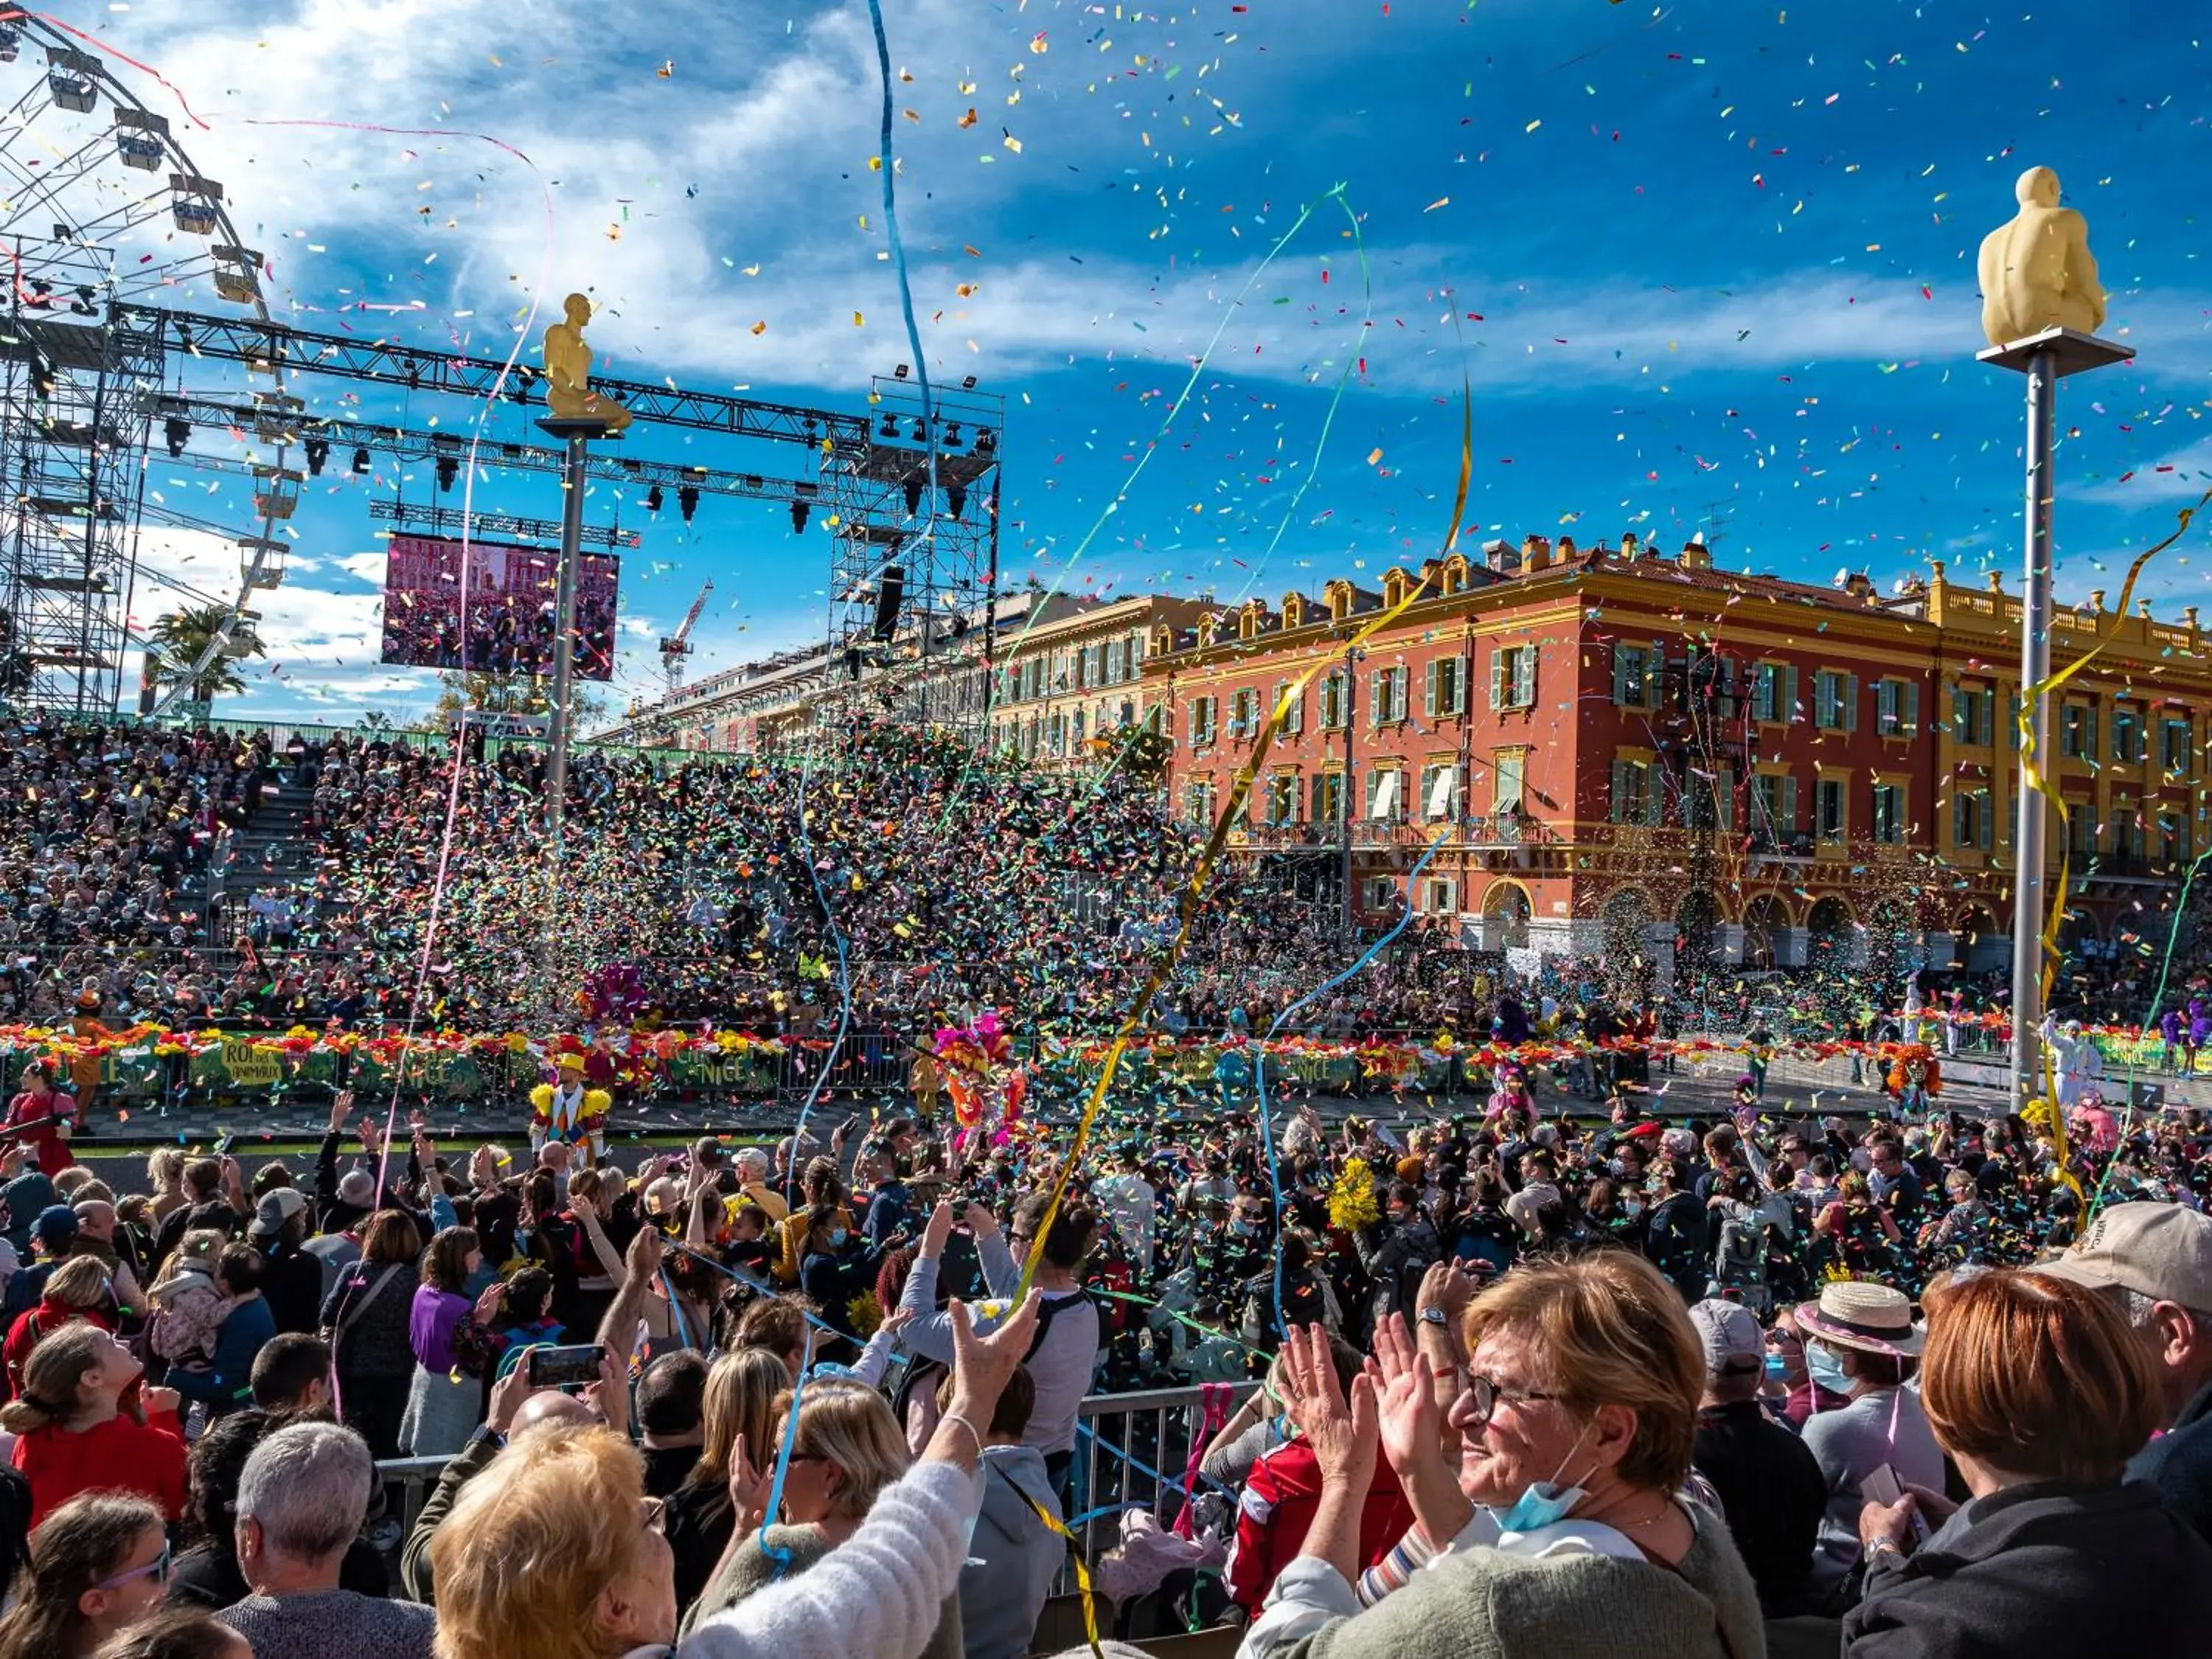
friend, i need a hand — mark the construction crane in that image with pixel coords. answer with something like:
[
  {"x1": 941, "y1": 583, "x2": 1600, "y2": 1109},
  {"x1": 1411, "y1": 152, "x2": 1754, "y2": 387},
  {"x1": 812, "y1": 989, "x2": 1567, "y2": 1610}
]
[{"x1": 660, "y1": 580, "x2": 714, "y2": 692}]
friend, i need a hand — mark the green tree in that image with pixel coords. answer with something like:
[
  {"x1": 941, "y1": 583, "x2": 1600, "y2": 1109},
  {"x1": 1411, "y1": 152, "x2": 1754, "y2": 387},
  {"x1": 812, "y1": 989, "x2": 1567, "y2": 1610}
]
[
  {"x1": 147, "y1": 602, "x2": 263, "y2": 701},
  {"x1": 431, "y1": 670, "x2": 606, "y2": 728}
]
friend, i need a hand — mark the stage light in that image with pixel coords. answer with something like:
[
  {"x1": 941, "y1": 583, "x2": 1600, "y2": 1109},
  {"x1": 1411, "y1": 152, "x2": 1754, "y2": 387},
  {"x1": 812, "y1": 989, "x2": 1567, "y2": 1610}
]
[
  {"x1": 436, "y1": 456, "x2": 458, "y2": 493},
  {"x1": 303, "y1": 437, "x2": 330, "y2": 477},
  {"x1": 942, "y1": 423, "x2": 962, "y2": 449},
  {"x1": 894, "y1": 364, "x2": 910, "y2": 380},
  {"x1": 646, "y1": 484, "x2": 664, "y2": 514},
  {"x1": 902, "y1": 479, "x2": 923, "y2": 517},
  {"x1": 352, "y1": 446, "x2": 371, "y2": 475},
  {"x1": 678, "y1": 486, "x2": 699, "y2": 524},
  {"x1": 910, "y1": 418, "x2": 928, "y2": 442},
  {"x1": 947, "y1": 484, "x2": 967, "y2": 521},
  {"x1": 790, "y1": 501, "x2": 810, "y2": 535},
  {"x1": 880, "y1": 412, "x2": 899, "y2": 438},
  {"x1": 162, "y1": 417, "x2": 189, "y2": 459},
  {"x1": 961, "y1": 375, "x2": 978, "y2": 390}
]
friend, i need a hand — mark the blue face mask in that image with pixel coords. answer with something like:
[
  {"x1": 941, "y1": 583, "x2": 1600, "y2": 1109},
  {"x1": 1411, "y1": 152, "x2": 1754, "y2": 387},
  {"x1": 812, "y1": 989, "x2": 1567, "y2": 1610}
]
[
  {"x1": 826, "y1": 1228, "x2": 849, "y2": 1248},
  {"x1": 1806, "y1": 1340, "x2": 1851, "y2": 1397},
  {"x1": 1488, "y1": 1422, "x2": 1593, "y2": 1535}
]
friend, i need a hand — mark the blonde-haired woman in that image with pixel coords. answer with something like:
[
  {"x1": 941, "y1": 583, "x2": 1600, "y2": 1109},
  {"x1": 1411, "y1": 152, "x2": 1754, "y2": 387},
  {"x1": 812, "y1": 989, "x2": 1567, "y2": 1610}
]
[
  {"x1": 4, "y1": 1324, "x2": 185, "y2": 1529},
  {"x1": 428, "y1": 1293, "x2": 1040, "y2": 1659},
  {"x1": 683, "y1": 1379, "x2": 957, "y2": 1656},
  {"x1": 664, "y1": 1347, "x2": 785, "y2": 1610},
  {"x1": 1242, "y1": 1252, "x2": 1761, "y2": 1659},
  {"x1": 144, "y1": 1149, "x2": 189, "y2": 1228}
]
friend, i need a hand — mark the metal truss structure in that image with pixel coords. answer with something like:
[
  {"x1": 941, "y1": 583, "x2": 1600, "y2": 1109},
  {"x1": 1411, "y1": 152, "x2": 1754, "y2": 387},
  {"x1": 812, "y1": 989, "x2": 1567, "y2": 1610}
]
[
  {"x1": 0, "y1": 21, "x2": 291, "y2": 713},
  {"x1": 820, "y1": 373, "x2": 1004, "y2": 742}
]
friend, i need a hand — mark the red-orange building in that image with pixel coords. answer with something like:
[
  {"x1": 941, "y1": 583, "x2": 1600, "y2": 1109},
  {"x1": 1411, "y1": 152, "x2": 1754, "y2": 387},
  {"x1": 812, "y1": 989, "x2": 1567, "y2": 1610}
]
[{"x1": 1146, "y1": 534, "x2": 2212, "y2": 984}]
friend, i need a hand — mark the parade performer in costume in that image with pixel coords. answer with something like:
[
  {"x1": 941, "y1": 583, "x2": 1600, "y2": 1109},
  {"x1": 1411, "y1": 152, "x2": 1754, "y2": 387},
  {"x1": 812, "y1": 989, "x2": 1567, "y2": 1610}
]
[
  {"x1": 529, "y1": 1052, "x2": 611, "y2": 1168},
  {"x1": 933, "y1": 1011, "x2": 1027, "y2": 1150},
  {"x1": 1883, "y1": 1043, "x2": 1942, "y2": 1121}
]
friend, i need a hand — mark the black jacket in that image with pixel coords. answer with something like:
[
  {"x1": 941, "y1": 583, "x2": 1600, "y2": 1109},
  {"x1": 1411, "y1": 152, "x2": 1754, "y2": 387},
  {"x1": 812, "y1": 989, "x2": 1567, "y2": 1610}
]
[
  {"x1": 2129, "y1": 1374, "x2": 2212, "y2": 1548},
  {"x1": 1843, "y1": 1478, "x2": 2212, "y2": 1659}
]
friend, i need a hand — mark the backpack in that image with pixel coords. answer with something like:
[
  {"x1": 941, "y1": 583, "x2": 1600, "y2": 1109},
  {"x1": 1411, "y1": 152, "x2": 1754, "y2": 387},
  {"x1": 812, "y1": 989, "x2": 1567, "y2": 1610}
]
[{"x1": 1713, "y1": 1212, "x2": 1768, "y2": 1298}]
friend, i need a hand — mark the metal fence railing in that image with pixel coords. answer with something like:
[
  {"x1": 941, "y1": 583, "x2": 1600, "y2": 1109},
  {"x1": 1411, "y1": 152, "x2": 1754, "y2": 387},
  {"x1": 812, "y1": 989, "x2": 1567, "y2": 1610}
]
[{"x1": 370, "y1": 1382, "x2": 1219, "y2": 1601}]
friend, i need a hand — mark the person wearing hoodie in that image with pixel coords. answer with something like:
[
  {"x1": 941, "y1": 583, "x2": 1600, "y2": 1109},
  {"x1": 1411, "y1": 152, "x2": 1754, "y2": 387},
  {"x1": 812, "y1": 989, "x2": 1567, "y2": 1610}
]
[
  {"x1": 1846, "y1": 1270, "x2": 2212, "y2": 1658},
  {"x1": 165, "y1": 1246, "x2": 276, "y2": 1423},
  {"x1": 946, "y1": 1365, "x2": 1062, "y2": 1659}
]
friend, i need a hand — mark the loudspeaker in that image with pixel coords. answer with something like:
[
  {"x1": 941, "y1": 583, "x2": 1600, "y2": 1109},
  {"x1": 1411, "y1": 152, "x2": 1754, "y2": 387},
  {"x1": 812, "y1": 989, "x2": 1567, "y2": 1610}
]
[{"x1": 872, "y1": 564, "x2": 905, "y2": 641}]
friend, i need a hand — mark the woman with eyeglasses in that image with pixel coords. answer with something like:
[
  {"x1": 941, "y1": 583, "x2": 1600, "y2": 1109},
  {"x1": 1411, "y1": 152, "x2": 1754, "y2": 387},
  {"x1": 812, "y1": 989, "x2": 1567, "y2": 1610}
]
[
  {"x1": 4, "y1": 1324, "x2": 185, "y2": 1531},
  {"x1": 0, "y1": 1491, "x2": 170, "y2": 1659},
  {"x1": 1241, "y1": 1252, "x2": 1761, "y2": 1659}
]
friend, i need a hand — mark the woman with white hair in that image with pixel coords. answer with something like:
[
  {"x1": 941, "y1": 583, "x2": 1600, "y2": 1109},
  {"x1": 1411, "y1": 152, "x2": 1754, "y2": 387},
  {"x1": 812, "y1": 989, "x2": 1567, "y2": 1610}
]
[{"x1": 732, "y1": 1148, "x2": 787, "y2": 1222}]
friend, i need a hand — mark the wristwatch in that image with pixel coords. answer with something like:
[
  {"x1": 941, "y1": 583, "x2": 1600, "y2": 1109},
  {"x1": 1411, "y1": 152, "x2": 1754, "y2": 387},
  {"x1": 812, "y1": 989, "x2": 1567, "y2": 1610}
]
[
  {"x1": 1862, "y1": 1535, "x2": 1903, "y2": 1564},
  {"x1": 1418, "y1": 1305, "x2": 1449, "y2": 1327}
]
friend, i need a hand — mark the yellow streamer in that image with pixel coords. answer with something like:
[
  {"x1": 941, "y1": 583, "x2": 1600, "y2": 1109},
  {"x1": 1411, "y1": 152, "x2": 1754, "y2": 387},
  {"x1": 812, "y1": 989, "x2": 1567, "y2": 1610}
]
[
  {"x1": 2013, "y1": 487, "x2": 2211, "y2": 1204},
  {"x1": 1015, "y1": 383, "x2": 1480, "y2": 1298}
]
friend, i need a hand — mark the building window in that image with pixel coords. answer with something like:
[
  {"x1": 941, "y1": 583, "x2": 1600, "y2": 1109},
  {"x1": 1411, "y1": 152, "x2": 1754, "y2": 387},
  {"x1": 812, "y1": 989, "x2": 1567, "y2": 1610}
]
[
  {"x1": 2112, "y1": 706, "x2": 2145, "y2": 765},
  {"x1": 1610, "y1": 758, "x2": 1660, "y2": 825},
  {"x1": 1953, "y1": 787, "x2": 1992, "y2": 851},
  {"x1": 2067, "y1": 804, "x2": 2096, "y2": 859},
  {"x1": 1952, "y1": 684, "x2": 1995, "y2": 746},
  {"x1": 1318, "y1": 670, "x2": 1349, "y2": 731},
  {"x1": 1117, "y1": 699, "x2": 1135, "y2": 729},
  {"x1": 1189, "y1": 695, "x2": 1217, "y2": 748},
  {"x1": 1363, "y1": 876, "x2": 1399, "y2": 912},
  {"x1": 1367, "y1": 768, "x2": 1404, "y2": 821},
  {"x1": 1184, "y1": 781, "x2": 1214, "y2": 826},
  {"x1": 1229, "y1": 687, "x2": 1261, "y2": 739},
  {"x1": 1493, "y1": 749, "x2": 1526, "y2": 815},
  {"x1": 1873, "y1": 782, "x2": 1905, "y2": 844},
  {"x1": 2163, "y1": 717, "x2": 2194, "y2": 779},
  {"x1": 1311, "y1": 771, "x2": 1343, "y2": 825},
  {"x1": 1419, "y1": 762, "x2": 1457, "y2": 820},
  {"x1": 1370, "y1": 666, "x2": 1408, "y2": 725},
  {"x1": 1814, "y1": 671, "x2": 1857, "y2": 731},
  {"x1": 1490, "y1": 645, "x2": 1537, "y2": 709},
  {"x1": 1613, "y1": 644, "x2": 1653, "y2": 709},
  {"x1": 1874, "y1": 678, "x2": 1920, "y2": 736},
  {"x1": 1072, "y1": 709, "x2": 1085, "y2": 747},
  {"x1": 2061, "y1": 703, "x2": 2096, "y2": 759},
  {"x1": 1817, "y1": 778, "x2": 1847, "y2": 844},
  {"x1": 2161, "y1": 812, "x2": 2191, "y2": 866},
  {"x1": 1423, "y1": 877, "x2": 1458, "y2": 914},
  {"x1": 1266, "y1": 773, "x2": 1298, "y2": 826},
  {"x1": 1276, "y1": 681, "x2": 1304, "y2": 735},
  {"x1": 1754, "y1": 773, "x2": 1798, "y2": 845},
  {"x1": 1751, "y1": 663, "x2": 1778, "y2": 723},
  {"x1": 1426, "y1": 658, "x2": 1465, "y2": 717}
]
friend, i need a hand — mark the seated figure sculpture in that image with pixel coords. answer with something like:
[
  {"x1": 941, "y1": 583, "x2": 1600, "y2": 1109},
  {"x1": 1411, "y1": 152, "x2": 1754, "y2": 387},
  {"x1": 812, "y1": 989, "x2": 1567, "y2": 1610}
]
[
  {"x1": 542, "y1": 291, "x2": 632, "y2": 433},
  {"x1": 1978, "y1": 166, "x2": 2107, "y2": 347}
]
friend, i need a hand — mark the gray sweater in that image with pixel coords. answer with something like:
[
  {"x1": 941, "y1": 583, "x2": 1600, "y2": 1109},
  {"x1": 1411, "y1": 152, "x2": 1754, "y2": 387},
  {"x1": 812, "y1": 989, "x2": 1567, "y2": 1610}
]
[
  {"x1": 962, "y1": 1445, "x2": 1065, "y2": 1659},
  {"x1": 218, "y1": 1587, "x2": 435, "y2": 1659},
  {"x1": 1240, "y1": 1503, "x2": 1767, "y2": 1659},
  {"x1": 898, "y1": 1239, "x2": 1098, "y2": 1458}
]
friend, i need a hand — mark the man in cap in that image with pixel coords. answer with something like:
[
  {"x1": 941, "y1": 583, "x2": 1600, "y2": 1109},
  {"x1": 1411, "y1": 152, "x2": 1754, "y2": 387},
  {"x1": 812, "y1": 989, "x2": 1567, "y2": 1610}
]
[
  {"x1": 1686, "y1": 1298, "x2": 1826, "y2": 1617},
  {"x1": 528, "y1": 1051, "x2": 610, "y2": 1169},
  {"x1": 2036, "y1": 1200, "x2": 2212, "y2": 1544},
  {"x1": 250, "y1": 1186, "x2": 322, "y2": 1335},
  {"x1": 1, "y1": 1203, "x2": 80, "y2": 1318}
]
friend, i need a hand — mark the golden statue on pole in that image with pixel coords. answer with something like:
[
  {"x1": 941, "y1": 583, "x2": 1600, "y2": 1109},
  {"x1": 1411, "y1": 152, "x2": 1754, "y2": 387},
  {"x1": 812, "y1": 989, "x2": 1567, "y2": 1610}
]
[
  {"x1": 1978, "y1": 167, "x2": 2107, "y2": 347},
  {"x1": 542, "y1": 292, "x2": 632, "y2": 433}
]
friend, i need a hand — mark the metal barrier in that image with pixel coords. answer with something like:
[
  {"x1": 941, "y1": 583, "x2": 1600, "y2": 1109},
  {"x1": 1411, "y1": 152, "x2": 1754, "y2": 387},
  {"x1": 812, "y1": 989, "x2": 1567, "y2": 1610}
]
[{"x1": 370, "y1": 1383, "x2": 1220, "y2": 1600}]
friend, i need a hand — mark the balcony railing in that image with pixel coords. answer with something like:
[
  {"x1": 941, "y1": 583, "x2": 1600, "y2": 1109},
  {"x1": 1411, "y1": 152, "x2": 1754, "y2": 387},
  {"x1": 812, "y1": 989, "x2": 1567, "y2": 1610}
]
[
  {"x1": 1748, "y1": 830, "x2": 1815, "y2": 860},
  {"x1": 1239, "y1": 813, "x2": 1558, "y2": 852}
]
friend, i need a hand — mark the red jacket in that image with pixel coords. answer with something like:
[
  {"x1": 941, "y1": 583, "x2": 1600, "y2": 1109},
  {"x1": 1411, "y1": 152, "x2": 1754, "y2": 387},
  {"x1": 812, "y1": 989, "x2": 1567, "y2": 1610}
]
[
  {"x1": 1, "y1": 1301, "x2": 112, "y2": 1403},
  {"x1": 4, "y1": 1091, "x2": 74, "y2": 1176},
  {"x1": 1227, "y1": 1436, "x2": 1416, "y2": 1613},
  {"x1": 13, "y1": 1408, "x2": 187, "y2": 1529}
]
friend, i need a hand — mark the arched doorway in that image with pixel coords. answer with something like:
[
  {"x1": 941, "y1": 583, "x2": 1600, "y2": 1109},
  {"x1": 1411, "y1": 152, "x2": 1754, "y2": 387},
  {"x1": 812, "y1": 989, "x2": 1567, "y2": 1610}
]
[
  {"x1": 1675, "y1": 888, "x2": 1721, "y2": 987},
  {"x1": 1481, "y1": 880, "x2": 1532, "y2": 950},
  {"x1": 1864, "y1": 898, "x2": 1914, "y2": 990},
  {"x1": 1955, "y1": 905, "x2": 2003, "y2": 974},
  {"x1": 1742, "y1": 894, "x2": 1786, "y2": 971},
  {"x1": 1806, "y1": 896, "x2": 1855, "y2": 975},
  {"x1": 1601, "y1": 889, "x2": 1652, "y2": 974}
]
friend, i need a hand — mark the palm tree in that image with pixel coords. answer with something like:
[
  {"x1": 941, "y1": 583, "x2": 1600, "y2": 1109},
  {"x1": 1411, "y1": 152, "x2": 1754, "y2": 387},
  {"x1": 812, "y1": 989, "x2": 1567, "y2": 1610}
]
[{"x1": 147, "y1": 602, "x2": 264, "y2": 702}]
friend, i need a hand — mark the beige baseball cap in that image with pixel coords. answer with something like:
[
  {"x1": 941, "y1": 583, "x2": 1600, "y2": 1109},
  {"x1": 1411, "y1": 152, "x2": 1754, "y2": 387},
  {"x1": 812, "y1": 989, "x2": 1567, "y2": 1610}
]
[{"x1": 2035, "y1": 1201, "x2": 2212, "y2": 1309}]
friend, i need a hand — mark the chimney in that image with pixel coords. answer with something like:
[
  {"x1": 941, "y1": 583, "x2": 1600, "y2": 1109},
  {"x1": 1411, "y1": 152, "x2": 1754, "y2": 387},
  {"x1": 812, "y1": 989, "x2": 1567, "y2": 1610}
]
[
  {"x1": 1483, "y1": 537, "x2": 1515, "y2": 572},
  {"x1": 2088, "y1": 588, "x2": 2106, "y2": 613},
  {"x1": 1556, "y1": 535, "x2": 1577, "y2": 563},
  {"x1": 1620, "y1": 531, "x2": 1640, "y2": 557},
  {"x1": 2187, "y1": 606, "x2": 2201, "y2": 630},
  {"x1": 1681, "y1": 535, "x2": 1713, "y2": 571},
  {"x1": 1522, "y1": 535, "x2": 1551, "y2": 572},
  {"x1": 1845, "y1": 571, "x2": 1874, "y2": 599}
]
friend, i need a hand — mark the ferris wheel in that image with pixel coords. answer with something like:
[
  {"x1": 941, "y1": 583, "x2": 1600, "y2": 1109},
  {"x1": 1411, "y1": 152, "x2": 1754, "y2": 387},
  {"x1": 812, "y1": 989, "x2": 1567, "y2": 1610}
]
[{"x1": 0, "y1": 15, "x2": 291, "y2": 716}]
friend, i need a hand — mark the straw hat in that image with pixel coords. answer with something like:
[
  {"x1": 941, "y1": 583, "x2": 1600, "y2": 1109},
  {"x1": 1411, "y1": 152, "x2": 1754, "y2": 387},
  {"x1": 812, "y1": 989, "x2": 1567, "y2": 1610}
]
[{"x1": 1793, "y1": 1281, "x2": 1923, "y2": 1356}]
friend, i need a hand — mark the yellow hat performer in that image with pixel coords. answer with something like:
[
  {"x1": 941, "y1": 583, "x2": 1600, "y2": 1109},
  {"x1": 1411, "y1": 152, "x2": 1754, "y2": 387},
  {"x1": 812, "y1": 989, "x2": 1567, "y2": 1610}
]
[{"x1": 530, "y1": 1051, "x2": 611, "y2": 1167}]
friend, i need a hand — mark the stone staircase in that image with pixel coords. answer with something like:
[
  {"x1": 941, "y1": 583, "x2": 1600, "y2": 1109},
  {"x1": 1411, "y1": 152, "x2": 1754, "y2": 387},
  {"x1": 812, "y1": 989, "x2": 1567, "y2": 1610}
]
[{"x1": 211, "y1": 778, "x2": 324, "y2": 948}]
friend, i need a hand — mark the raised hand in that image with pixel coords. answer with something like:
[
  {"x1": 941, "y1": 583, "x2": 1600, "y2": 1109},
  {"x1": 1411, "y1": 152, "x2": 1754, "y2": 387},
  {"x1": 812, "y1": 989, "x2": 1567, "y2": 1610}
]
[
  {"x1": 1280, "y1": 1323, "x2": 1378, "y2": 1496},
  {"x1": 920, "y1": 1199, "x2": 956, "y2": 1260},
  {"x1": 1368, "y1": 1313, "x2": 1448, "y2": 1476},
  {"x1": 946, "y1": 1290, "x2": 1041, "y2": 1419}
]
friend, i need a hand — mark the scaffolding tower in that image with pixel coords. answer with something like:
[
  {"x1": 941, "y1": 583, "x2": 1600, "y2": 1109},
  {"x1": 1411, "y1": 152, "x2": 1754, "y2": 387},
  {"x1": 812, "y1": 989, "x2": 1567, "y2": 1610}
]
[{"x1": 821, "y1": 374, "x2": 1003, "y2": 743}]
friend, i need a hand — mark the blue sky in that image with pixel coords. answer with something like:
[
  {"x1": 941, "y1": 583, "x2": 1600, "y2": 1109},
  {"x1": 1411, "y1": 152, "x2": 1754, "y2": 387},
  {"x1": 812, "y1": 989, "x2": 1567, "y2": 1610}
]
[{"x1": 67, "y1": 0, "x2": 2212, "y2": 720}]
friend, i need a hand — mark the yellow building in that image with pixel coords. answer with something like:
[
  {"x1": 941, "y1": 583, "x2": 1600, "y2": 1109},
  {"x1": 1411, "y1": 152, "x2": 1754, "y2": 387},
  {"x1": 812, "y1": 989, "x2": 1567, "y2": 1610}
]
[{"x1": 990, "y1": 594, "x2": 1213, "y2": 765}]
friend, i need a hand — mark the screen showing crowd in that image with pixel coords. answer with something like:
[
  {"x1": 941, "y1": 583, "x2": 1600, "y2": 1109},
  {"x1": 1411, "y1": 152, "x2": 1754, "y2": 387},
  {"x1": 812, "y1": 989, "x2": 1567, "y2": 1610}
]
[{"x1": 378, "y1": 534, "x2": 620, "y2": 681}]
